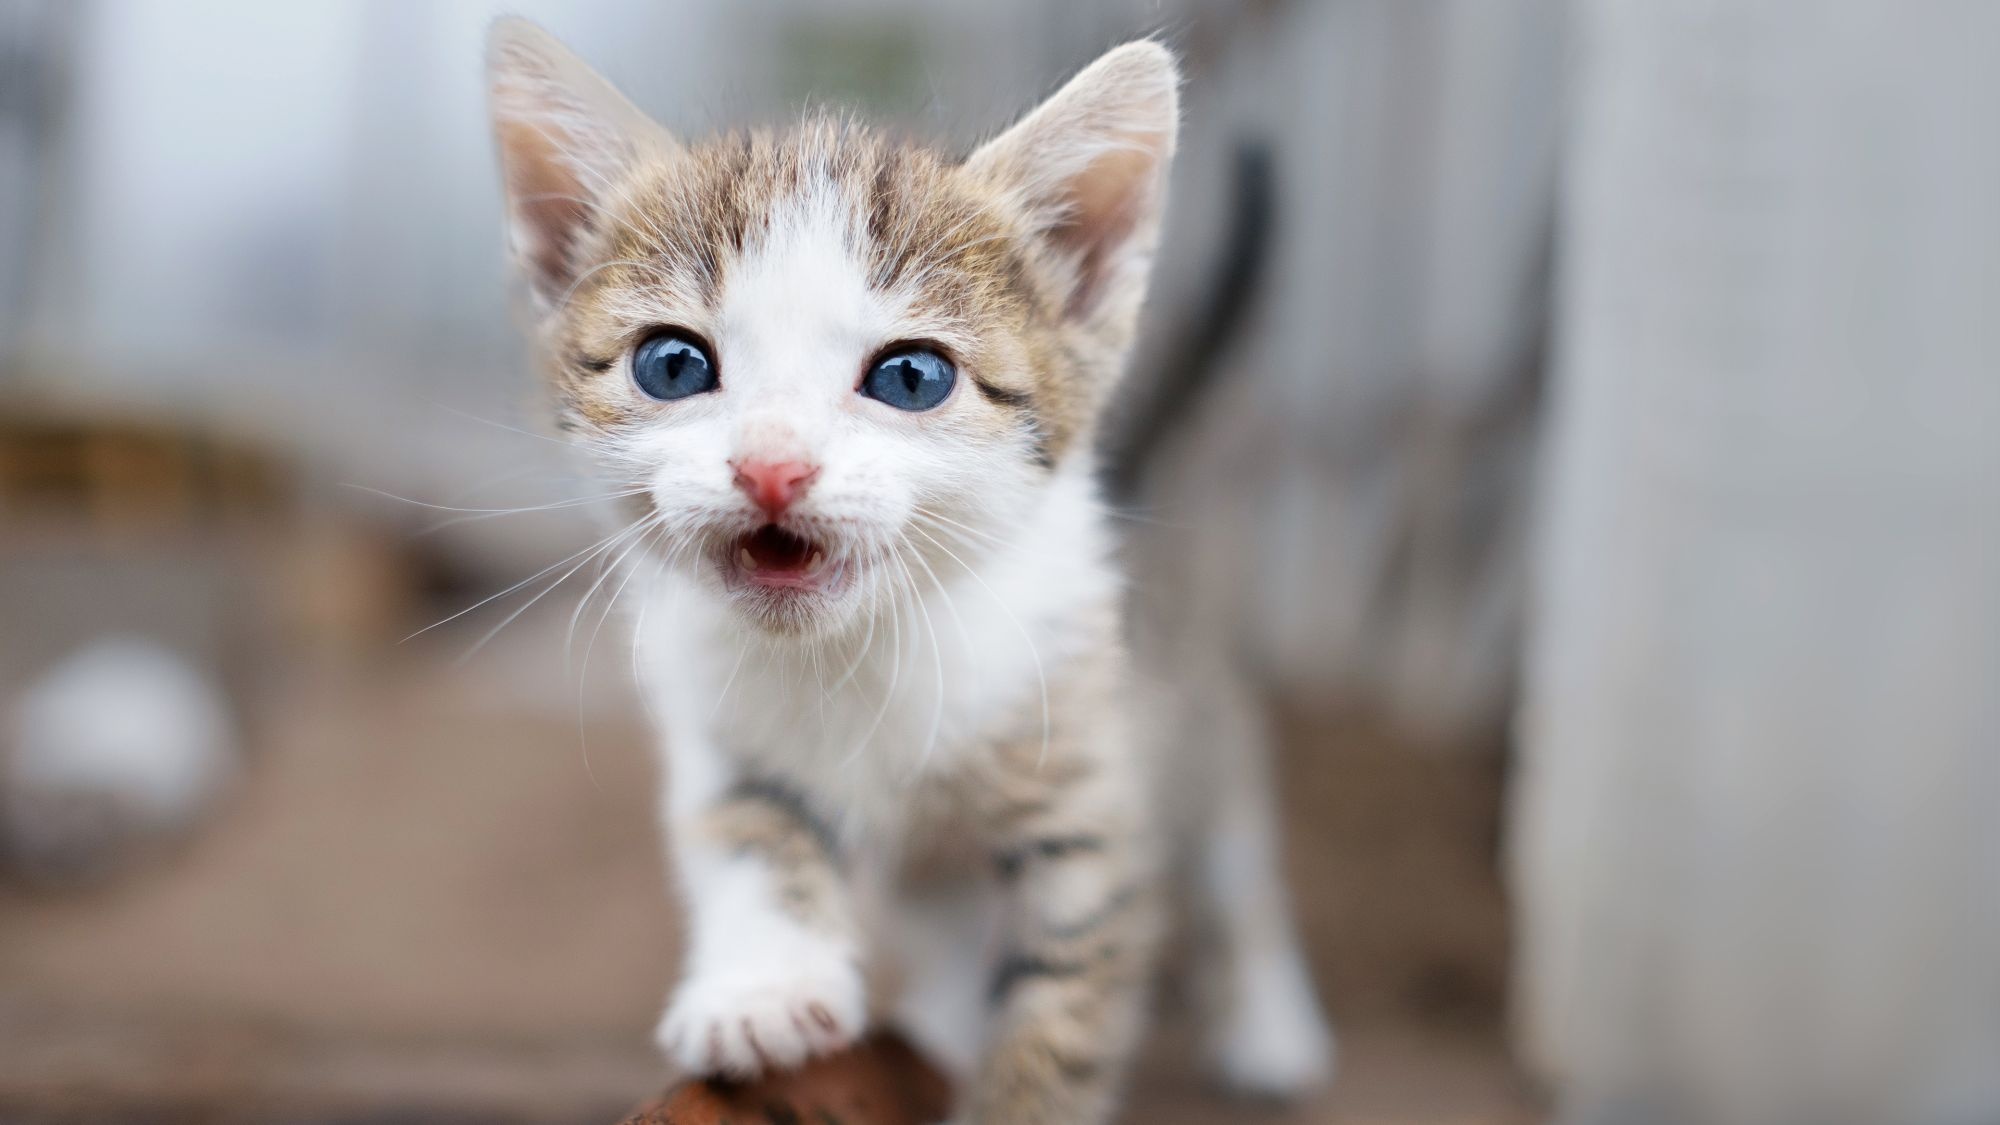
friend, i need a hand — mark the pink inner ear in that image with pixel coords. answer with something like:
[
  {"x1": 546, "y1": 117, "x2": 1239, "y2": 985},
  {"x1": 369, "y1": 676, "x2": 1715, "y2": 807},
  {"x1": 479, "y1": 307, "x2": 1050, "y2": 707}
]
[
  {"x1": 1055, "y1": 144, "x2": 1159, "y2": 317},
  {"x1": 499, "y1": 120, "x2": 594, "y2": 297},
  {"x1": 518, "y1": 196, "x2": 592, "y2": 294}
]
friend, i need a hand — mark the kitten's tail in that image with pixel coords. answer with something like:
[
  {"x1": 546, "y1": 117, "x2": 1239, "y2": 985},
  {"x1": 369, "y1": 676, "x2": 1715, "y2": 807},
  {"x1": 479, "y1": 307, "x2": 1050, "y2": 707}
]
[{"x1": 1102, "y1": 136, "x2": 1277, "y2": 503}]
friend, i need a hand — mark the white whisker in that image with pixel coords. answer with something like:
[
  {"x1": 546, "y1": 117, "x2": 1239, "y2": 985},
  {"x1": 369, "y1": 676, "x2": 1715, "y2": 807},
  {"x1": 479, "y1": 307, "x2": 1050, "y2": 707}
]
[
  {"x1": 829, "y1": 585, "x2": 879, "y2": 694},
  {"x1": 454, "y1": 516, "x2": 655, "y2": 665},
  {"x1": 902, "y1": 535, "x2": 976, "y2": 665},
  {"x1": 573, "y1": 518, "x2": 671, "y2": 791},
  {"x1": 844, "y1": 557, "x2": 907, "y2": 768},
  {"x1": 909, "y1": 522, "x2": 1052, "y2": 769},
  {"x1": 345, "y1": 481, "x2": 651, "y2": 520},
  {"x1": 428, "y1": 401, "x2": 574, "y2": 448},
  {"x1": 566, "y1": 509, "x2": 665, "y2": 667},
  {"x1": 710, "y1": 631, "x2": 754, "y2": 723},
  {"x1": 405, "y1": 518, "x2": 638, "y2": 642},
  {"x1": 891, "y1": 546, "x2": 947, "y2": 770}
]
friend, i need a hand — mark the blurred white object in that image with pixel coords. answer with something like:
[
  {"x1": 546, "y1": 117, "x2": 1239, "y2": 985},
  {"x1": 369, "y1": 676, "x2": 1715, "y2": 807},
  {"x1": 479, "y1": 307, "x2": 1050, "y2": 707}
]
[
  {"x1": 1511, "y1": 2, "x2": 2000, "y2": 1123},
  {"x1": 3, "y1": 637, "x2": 239, "y2": 885}
]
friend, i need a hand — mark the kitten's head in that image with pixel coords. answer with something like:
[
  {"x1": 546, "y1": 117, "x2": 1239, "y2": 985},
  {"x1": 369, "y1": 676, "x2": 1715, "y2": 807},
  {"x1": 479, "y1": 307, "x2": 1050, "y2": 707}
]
[{"x1": 487, "y1": 21, "x2": 1177, "y2": 635}]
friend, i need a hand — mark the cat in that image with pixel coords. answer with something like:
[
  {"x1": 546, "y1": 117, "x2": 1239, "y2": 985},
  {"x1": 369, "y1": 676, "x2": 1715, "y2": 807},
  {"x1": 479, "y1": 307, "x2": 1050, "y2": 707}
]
[{"x1": 485, "y1": 19, "x2": 1332, "y2": 1121}]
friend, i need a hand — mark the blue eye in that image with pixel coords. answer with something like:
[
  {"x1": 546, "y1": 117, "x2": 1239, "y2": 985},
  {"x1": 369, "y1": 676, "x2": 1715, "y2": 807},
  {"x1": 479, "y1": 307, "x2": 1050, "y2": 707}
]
[
  {"x1": 861, "y1": 348, "x2": 955, "y2": 412},
  {"x1": 632, "y1": 332, "x2": 718, "y2": 401}
]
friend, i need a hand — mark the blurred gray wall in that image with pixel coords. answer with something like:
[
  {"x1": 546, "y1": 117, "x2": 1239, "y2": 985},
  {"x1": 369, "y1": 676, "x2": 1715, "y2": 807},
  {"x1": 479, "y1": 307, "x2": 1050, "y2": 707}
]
[{"x1": 1511, "y1": 3, "x2": 2000, "y2": 1122}]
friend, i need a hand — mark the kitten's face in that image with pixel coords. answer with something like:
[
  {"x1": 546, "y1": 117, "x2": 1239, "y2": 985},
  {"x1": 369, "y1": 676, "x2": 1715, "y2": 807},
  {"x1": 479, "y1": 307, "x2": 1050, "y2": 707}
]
[
  {"x1": 545, "y1": 133, "x2": 1057, "y2": 634},
  {"x1": 488, "y1": 24, "x2": 1177, "y2": 635}
]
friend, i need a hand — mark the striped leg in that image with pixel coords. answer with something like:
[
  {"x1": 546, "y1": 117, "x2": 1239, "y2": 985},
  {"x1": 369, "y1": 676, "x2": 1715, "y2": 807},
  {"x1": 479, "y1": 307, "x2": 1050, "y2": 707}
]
[{"x1": 966, "y1": 745, "x2": 1163, "y2": 1124}]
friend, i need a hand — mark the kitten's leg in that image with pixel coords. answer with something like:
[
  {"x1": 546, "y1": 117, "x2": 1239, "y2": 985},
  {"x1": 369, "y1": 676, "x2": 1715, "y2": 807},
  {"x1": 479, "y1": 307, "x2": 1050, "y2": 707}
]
[
  {"x1": 890, "y1": 881, "x2": 999, "y2": 1082},
  {"x1": 653, "y1": 741, "x2": 866, "y2": 1079},
  {"x1": 966, "y1": 744, "x2": 1163, "y2": 1125},
  {"x1": 1193, "y1": 676, "x2": 1336, "y2": 1099}
]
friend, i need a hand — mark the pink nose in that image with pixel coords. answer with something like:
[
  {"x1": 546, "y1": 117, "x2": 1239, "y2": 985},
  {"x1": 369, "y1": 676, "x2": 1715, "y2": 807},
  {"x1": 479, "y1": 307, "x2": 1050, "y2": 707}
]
[{"x1": 732, "y1": 459, "x2": 818, "y2": 518}]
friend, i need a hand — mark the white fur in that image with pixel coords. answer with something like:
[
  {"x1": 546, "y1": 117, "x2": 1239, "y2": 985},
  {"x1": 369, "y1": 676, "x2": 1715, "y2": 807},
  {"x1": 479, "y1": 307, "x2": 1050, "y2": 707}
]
[{"x1": 890, "y1": 881, "x2": 1002, "y2": 1080}]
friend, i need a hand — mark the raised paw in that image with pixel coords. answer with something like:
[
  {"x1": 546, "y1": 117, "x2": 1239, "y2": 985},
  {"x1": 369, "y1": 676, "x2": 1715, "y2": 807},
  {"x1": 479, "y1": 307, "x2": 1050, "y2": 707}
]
[{"x1": 654, "y1": 952, "x2": 867, "y2": 1079}]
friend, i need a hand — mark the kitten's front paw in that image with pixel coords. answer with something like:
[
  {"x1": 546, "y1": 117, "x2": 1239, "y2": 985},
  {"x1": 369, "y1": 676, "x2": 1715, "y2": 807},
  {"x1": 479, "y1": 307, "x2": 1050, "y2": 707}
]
[{"x1": 654, "y1": 949, "x2": 867, "y2": 1078}]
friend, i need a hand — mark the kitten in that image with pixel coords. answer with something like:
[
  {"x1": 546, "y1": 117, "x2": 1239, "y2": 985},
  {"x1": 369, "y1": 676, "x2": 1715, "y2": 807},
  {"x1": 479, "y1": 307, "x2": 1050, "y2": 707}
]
[{"x1": 486, "y1": 20, "x2": 1331, "y2": 1121}]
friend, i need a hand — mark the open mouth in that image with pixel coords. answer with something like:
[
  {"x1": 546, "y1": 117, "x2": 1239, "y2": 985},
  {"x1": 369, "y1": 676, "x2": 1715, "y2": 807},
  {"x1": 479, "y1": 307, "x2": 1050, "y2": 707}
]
[{"x1": 731, "y1": 524, "x2": 833, "y2": 590}]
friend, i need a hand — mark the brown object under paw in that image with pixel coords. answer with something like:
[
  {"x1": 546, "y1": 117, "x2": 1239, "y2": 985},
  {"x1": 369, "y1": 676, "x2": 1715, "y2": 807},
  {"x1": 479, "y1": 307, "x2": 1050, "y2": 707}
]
[{"x1": 619, "y1": 1033, "x2": 952, "y2": 1125}]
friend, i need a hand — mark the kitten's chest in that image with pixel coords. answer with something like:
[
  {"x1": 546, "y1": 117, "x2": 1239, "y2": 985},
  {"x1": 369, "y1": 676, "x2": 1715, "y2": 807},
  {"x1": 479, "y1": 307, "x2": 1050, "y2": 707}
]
[
  {"x1": 715, "y1": 646, "x2": 1025, "y2": 838},
  {"x1": 669, "y1": 584, "x2": 1075, "y2": 771}
]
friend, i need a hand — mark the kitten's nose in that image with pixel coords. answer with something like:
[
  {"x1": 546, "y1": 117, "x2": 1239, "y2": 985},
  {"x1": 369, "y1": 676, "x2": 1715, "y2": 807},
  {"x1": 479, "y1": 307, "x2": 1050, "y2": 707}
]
[{"x1": 732, "y1": 459, "x2": 819, "y2": 518}]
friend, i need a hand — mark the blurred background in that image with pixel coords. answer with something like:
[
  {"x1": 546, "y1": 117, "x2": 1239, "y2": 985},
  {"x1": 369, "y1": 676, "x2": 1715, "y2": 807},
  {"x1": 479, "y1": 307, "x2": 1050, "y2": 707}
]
[{"x1": 0, "y1": 1, "x2": 1994, "y2": 1123}]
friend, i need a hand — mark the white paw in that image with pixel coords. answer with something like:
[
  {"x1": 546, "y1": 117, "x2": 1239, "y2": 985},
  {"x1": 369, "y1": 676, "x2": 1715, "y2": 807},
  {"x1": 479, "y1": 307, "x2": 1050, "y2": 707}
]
[
  {"x1": 1206, "y1": 979, "x2": 1337, "y2": 1100},
  {"x1": 654, "y1": 948, "x2": 867, "y2": 1079}
]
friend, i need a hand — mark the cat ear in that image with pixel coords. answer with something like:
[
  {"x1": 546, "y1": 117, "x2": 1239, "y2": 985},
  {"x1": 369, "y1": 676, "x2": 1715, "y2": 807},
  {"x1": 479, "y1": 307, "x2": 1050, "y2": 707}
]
[
  {"x1": 967, "y1": 41, "x2": 1180, "y2": 322},
  {"x1": 487, "y1": 18, "x2": 673, "y2": 307}
]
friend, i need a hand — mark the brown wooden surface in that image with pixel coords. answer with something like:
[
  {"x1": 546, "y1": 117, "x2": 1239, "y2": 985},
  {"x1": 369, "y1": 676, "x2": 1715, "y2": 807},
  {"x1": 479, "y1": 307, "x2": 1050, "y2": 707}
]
[
  {"x1": 619, "y1": 1034, "x2": 951, "y2": 1125},
  {"x1": 0, "y1": 609, "x2": 1534, "y2": 1122}
]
